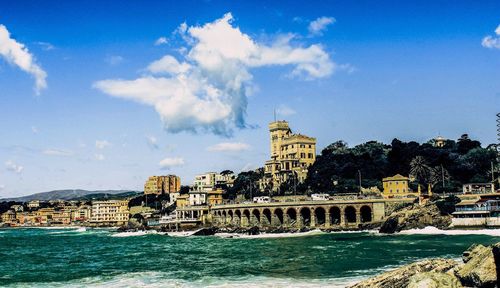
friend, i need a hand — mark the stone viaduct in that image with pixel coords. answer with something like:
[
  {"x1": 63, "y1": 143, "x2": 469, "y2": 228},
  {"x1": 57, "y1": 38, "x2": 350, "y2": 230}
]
[{"x1": 208, "y1": 198, "x2": 411, "y2": 229}]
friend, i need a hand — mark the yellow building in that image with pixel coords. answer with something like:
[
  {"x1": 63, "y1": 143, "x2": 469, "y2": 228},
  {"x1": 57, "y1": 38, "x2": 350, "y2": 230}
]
[
  {"x1": 207, "y1": 188, "x2": 224, "y2": 206},
  {"x1": 144, "y1": 175, "x2": 181, "y2": 195},
  {"x1": 382, "y1": 174, "x2": 418, "y2": 198},
  {"x1": 176, "y1": 194, "x2": 189, "y2": 208},
  {"x1": 90, "y1": 200, "x2": 129, "y2": 225},
  {"x1": 261, "y1": 120, "x2": 316, "y2": 191},
  {"x1": 1, "y1": 210, "x2": 16, "y2": 225}
]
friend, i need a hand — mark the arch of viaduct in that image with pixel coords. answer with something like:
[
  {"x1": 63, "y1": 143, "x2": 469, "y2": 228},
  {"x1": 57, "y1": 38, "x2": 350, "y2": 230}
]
[{"x1": 209, "y1": 199, "x2": 392, "y2": 228}]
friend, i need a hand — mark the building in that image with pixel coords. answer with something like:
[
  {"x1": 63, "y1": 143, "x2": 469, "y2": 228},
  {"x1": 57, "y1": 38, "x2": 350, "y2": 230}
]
[
  {"x1": 382, "y1": 174, "x2": 418, "y2": 198},
  {"x1": 261, "y1": 120, "x2": 316, "y2": 192},
  {"x1": 463, "y1": 183, "x2": 495, "y2": 194},
  {"x1": 90, "y1": 200, "x2": 129, "y2": 225},
  {"x1": 176, "y1": 194, "x2": 189, "y2": 208},
  {"x1": 188, "y1": 188, "x2": 225, "y2": 206},
  {"x1": 71, "y1": 205, "x2": 92, "y2": 223},
  {"x1": 1, "y1": 210, "x2": 16, "y2": 225},
  {"x1": 27, "y1": 200, "x2": 41, "y2": 209},
  {"x1": 144, "y1": 175, "x2": 181, "y2": 195},
  {"x1": 452, "y1": 198, "x2": 500, "y2": 227},
  {"x1": 434, "y1": 136, "x2": 447, "y2": 148},
  {"x1": 10, "y1": 205, "x2": 24, "y2": 212},
  {"x1": 192, "y1": 172, "x2": 234, "y2": 192}
]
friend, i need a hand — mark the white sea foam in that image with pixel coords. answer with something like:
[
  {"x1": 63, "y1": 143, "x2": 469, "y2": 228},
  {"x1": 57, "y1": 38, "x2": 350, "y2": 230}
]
[
  {"x1": 19, "y1": 272, "x2": 364, "y2": 288},
  {"x1": 215, "y1": 229, "x2": 327, "y2": 239},
  {"x1": 397, "y1": 226, "x2": 500, "y2": 236},
  {"x1": 111, "y1": 230, "x2": 164, "y2": 237},
  {"x1": 167, "y1": 231, "x2": 198, "y2": 237}
]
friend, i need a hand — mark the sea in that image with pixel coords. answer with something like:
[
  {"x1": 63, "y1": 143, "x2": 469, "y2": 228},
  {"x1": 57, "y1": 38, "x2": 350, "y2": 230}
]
[{"x1": 1, "y1": 227, "x2": 499, "y2": 287}]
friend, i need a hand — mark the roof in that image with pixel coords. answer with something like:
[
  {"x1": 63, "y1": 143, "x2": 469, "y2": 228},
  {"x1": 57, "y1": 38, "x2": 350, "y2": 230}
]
[
  {"x1": 383, "y1": 174, "x2": 409, "y2": 181},
  {"x1": 456, "y1": 200, "x2": 479, "y2": 206},
  {"x1": 452, "y1": 211, "x2": 490, "y2": 215}
]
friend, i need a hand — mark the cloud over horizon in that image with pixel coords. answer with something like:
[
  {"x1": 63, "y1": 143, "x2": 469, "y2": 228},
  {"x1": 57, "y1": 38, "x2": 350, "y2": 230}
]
[
  {"x1": 482, "y1": 24, "x2": 500, "y2": 49},
  {"x1": 159, "y1": 157, "x2": 185, "y2": 169},
  {"x1": 0, "y1": 24, "x2": 47, "y2": 94},
  {"x1": 207, "y1": 142, "x2": 251, "y2": 152},
  {"x1": 42, "y1": 149, "x2": 74, "y2": 157},
  {"x1": 5, "y1": 160, "x2": 23, "y2": 174},
  {"x1": 94, "y1": 13, "x2": 337, "y2": 136}
]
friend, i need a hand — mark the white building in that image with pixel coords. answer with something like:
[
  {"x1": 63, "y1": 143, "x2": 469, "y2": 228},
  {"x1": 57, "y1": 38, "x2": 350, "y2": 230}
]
[
  {"x1": 189, "y1": 191, "x2": 208, "y2": 206},
  {"x1": 463, "y1": 183, "x2": 495, "y2": 194},
  {"x1": 253, "y1": 196, "x2": 271, "y2": 203},
  {"x1": 27, "y1": 200, "x2": 40, "y2": 209},
  {"x1": 311, "y1": 194, "x2": 330, "y2": 201},
  {"x1": 192, "y1": 172, "x2": 234, "y2": 192},
  {"x1": 90, "y1": 200, "x2": 129, "y2": 225}
]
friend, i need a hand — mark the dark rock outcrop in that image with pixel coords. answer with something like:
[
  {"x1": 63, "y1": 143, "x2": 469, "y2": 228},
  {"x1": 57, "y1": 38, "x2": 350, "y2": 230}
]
[
  {"x1": 192, "y1": 227, "x2": 218, "y2": 236},
  {"x1": 379, "y1": 202, "x2": 452, "y2": 233}
]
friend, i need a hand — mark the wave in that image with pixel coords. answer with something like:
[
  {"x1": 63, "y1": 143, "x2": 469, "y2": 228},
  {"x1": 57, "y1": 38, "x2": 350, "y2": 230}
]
[
  {"x1": 397, "y1": 226, "x2": 500, "y2": 236},
  {"x1": 111, "y1": 230, "x2": 165, "y2": 237},
  {"x1": 215, "y1": 229, "x2": 328, "y2": 239},
  {"x1": 10, "y1": 272, "x2": 364, "y2": 288}
]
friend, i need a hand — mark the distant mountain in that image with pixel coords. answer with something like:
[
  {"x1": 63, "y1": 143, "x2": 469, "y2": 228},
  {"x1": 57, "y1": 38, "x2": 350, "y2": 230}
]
[{"x1": 0, "y1": 189, "x2": 143, "y2": 202}]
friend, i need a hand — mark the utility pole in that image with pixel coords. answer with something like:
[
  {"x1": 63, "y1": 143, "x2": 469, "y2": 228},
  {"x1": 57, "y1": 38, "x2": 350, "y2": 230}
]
[
  {"x1": 358, "y1": 170, "x2": 362, "y2": 194},
  {"x1": 441, "y1": 164, "x2": 445, "y2": 191},
  {"x1": 492, "y1": 161, "x2": 496, "y2": 191},
  {"x1": 294, "y1": 172, "x2": 297, "y2": 201}
]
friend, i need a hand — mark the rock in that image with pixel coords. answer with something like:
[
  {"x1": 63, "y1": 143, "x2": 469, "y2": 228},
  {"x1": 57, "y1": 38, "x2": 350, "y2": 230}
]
[
  {"x1": 246, "y1": 226, "x2": 260, "y2": 235},
  {"x1": 379, "y1": 217, "x2": 399, "y2": 234},
  {"x1": 408, "y1": 272, "x2": 463, "y2": 288},
  {"x1": 349, "y1": 259, "x2": 458, "y2": 288},
  {"x1": 492, "y1": 243, "x2": 500, "y2": 285},
  {"x1": 192, "y1": 227, "x2": 218, "y2": 236},
  {"x1": 379, "y1": 202, "x2": 452, "y2": 233},
  {"x1": 456, "y1": 244, "x2": 497, "y2": 287}
]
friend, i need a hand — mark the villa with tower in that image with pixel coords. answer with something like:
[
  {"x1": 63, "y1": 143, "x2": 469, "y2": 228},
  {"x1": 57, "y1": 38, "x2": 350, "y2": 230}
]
[{"x1": 259, "y1": 120, "x2": 316, "y2": 192}]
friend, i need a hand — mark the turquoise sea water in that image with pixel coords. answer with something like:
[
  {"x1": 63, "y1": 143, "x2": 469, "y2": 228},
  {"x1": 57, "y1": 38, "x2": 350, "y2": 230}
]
[{"x1": 0, "y1": 228, "x2": 499, "y2": 287}]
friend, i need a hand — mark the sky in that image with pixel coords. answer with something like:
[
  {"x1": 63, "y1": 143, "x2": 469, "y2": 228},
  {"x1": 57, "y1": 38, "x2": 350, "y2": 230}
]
[{"x1": 0, "y1": 1, "x2": 499, "y2": 197}]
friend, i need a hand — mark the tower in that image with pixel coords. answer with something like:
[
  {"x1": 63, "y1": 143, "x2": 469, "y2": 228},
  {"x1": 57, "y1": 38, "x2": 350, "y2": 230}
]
[{"x1": 269, "y1": 121, "x2": 291, "y2": 160}]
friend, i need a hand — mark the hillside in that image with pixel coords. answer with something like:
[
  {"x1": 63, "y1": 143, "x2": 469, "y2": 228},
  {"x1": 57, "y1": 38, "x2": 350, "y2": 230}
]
[{"x1": 0, "y1": 189, "x2": 142, "y2": 202}]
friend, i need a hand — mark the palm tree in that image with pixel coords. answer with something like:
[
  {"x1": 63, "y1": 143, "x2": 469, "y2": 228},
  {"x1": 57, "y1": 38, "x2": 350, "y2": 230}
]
[{"x1": 410, "y1": 156, "x2": 431, "y2": 188}]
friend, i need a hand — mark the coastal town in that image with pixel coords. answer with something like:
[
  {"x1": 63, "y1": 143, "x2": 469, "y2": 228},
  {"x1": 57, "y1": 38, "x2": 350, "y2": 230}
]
[{"x1": 1, "y1": 119, "x2": 499, "y2": 232}]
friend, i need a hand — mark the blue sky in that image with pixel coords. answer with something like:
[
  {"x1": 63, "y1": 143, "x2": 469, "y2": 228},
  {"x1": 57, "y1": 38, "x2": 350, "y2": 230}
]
[{"x1": 0, "y1": 1, "x2": 499, "y2": 197}]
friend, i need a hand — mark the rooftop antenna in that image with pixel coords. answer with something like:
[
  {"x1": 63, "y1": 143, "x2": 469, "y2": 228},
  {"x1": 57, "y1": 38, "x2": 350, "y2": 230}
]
[{"x1": 273, "y1": 108, "x2": 277, "y2": 122}]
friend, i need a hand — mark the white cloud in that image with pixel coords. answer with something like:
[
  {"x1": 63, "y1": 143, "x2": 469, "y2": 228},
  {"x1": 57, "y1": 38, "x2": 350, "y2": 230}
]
[
  {"x1": 42, "y1": 149, "x2": 74, "y2": 157},
  {"x1": 5, "y1": 160, "x2": 23, "y2": 173},
  {"x1": 94, "y1": 13, "x2": 338, "y2": 136},
  {"x1": 159, "y1": 157, "x2": 184, "y2": 169},
  {"x1": 482, "y1": 24, "x2": 500, "y2": 49},
  {"x1": 0, "y1": 184, "x2": 4, "y2": 191},
  {"x1": 31, "y1": 126, "x2": 38, "y2": 134},
  {"x1": 95, "y1": 154, "x2": 105, "y2": 161},
  {"x1": 308, "y1": 16, "x2": 336, "y2": 36},
  {"x1": 146, "y1": 135, "x2": 159, "y2": 149},
  {"x1": 35, "y1": 41, "x2": 55, "y2": 51},
  {"x1": 147, "y1": 55, "x2": 191, "y2": 74},
  {"x1": 0, "y1": 24, "x2": 47, "y2": 94},
  {"x1": 95, "y1": 140, "x2": 111, "y2": 149},
  {"x1": 105, "y1": 55, "x2": 124, "y2": 65},
  {"x1": 207, "y1": 142, "x2": 251, "y2": 152},
  {"x1": 155, "y1": 36, "x2": 168, "y2": 46},
  {"x1": 276, "y1": 104, "x2": 296, "y2": 117}
]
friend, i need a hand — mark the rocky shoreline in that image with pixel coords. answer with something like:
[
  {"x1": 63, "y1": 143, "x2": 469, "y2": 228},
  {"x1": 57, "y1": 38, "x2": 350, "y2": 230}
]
[{"x1": 349, "y1": 243, "x2": 500, "y2": 288}]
